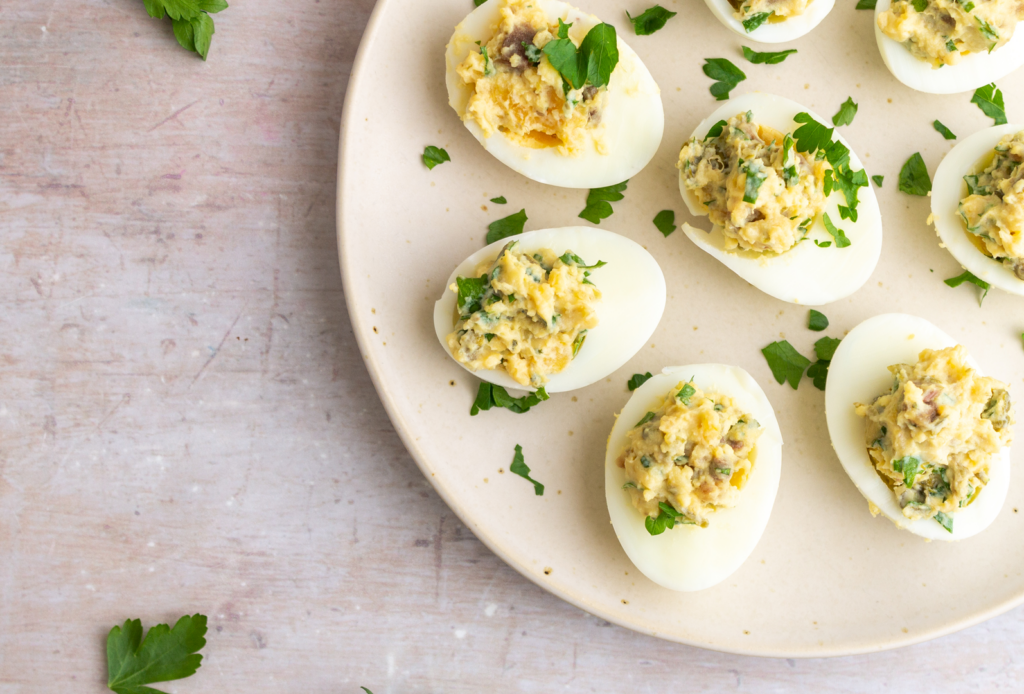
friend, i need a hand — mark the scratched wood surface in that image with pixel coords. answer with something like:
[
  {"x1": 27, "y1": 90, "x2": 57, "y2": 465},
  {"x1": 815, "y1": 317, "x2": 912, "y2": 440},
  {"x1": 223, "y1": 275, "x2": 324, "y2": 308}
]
[{"x1": 1, "y1": 0, "x2": 1023, "y2": 691}]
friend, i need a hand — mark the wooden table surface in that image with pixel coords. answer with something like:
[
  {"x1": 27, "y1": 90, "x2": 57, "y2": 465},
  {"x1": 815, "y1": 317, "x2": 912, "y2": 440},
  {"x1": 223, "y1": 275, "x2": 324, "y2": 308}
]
[{"x1": 2, "y1": 1, "x2": 1023, "y2": 691}]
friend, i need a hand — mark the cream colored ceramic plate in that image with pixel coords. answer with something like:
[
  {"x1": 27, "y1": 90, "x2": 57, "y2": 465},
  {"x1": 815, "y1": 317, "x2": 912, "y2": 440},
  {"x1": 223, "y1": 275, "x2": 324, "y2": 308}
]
[{"x1": 338, "y1": 0, "x2": 1024, "y2": 656}]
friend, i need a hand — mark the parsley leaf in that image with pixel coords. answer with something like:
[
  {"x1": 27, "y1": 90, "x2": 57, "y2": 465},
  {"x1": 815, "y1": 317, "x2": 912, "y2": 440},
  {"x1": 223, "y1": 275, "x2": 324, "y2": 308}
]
[
  {"x1": 107, "y1": 614, "x2": 207, "y2": 694},
  {"x1": 542, "y1": 35, "x2": 583, "y2": 90},
  {"x1": 912, "y1": 0, "x2": 927, "y2": 10},
  {"x1": 572, "y1": 329, "x2": 587, "y2": 358},
  {"x1": 832, "y1": 97, "x2": 858, "y2": 126},
  {"x1": 806, "y1": 360, "x2": 830, "y2": 391},
  {"x1": 490, "y1": 196, "x2": 507, "y2": 204},
  {"x1": 872, "y1": 174, "x2": 884, "y2": 187},
  {"x1": 474, "y1": 0, "x2": 487, "y2": 5},
  {"x1": 856, "y1": 0, "x2": 877, "y2": 8},
  {"x1": 898, "y1": 152, "x2": 932, "y2": 196},
  {"x1": 422, "y1": 145, "x2": 451, "y2": 170},
  {"x1": 761, "y1": 340, "x2": 811, "y2": 389},
  {"x1": 579, "y1": 181, "x2": 628, "y2": 223},
  {"x1": 487, "y1": 209, "x2": 528, "y2": 244},
  {"x1": 742, "y1": 11, "x2": 773, "y2": 32},
  {"x1": 971, "y1": 83, "x2": 1007, "y2": 125},
  {"x1": 703, "y1": 58, "x2": 746, "y2": 101},
  {"x1": 935, "y1": 510, "x2": 954, "y2": 533},
  {"x1": 645, "y1": 502, "x2": 694, "y2": 535},
  {"x1": 635, "y1": 411, "x2": 657, "y2": 427},
  {"x1": 558, "y1": 252, "x2": 607, "y2": 269},
  {"x1": 628, "y1": 372, "x2": 653, "y2": 391},
  {"x1": 823, "y1": 212, "x2": 852, "y2": 247},
  {"x1": 741, "y1": 46, "x2": 797, "y2": 64},
  {"x1": 793, "y1": 112, "x2": 834, "y2": 156},
  {"x1": 677, "y1": 382, "x2": 696, "y2": 404},
  {"x1": 892, "y1": 456, "x2": 921, "y2": 488},
  {"x1": 471, "y1": 382, "x2": 549, "y2": 415},
  {"x1": 814, "y1": 240, "x2": 832, "y2": 247},
  {"x1": 705, "y1": 119, "x2": 728, "y2": 139},
  {"x1": 653, "y1": 209, "x2": 676, "y2": 236},
  {"x1": 456, "y1": 275, "x2": 490, "y2": 316},
  {"x1": 626, "y1": 5, "x2": 677, "y2": 35},
  {"x1": 944, "y1": 270, "x2": 991, "y2": 306},
  {"x1": 808, "y1": 309, "x2": 829, "y2": 331},
  {"x1": 510, "y1": 444, "x2": 544, "y2": 495},
  {"x1": 814, "y1": 336, "x2": 841, "y2": 361},
  {"x1": 144, "y1": 0, "x2": 227, "y2": 59},
  {"x1": 543, "y1": 22, "x2": 620, "y2": 91},
  {"x1": 933, "y1": 120, "x2": 957, "y2": 140}
]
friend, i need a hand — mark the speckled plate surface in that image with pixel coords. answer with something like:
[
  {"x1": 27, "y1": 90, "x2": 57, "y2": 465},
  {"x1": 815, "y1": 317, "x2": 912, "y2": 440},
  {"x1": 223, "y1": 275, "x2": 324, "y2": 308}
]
[{"x1": 338, "y1": 0, "x2": 1024, "y2": 656}]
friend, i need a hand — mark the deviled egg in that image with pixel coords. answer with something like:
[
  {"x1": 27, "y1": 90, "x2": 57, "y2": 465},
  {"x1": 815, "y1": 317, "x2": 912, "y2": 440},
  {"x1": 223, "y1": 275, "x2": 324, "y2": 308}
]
[
  {"x1": 825, "y1": 314, "x2": 1014, "y2": 541},
  {"x1": 932, "y1": 124, "x2": 1024, "y2": 296},
  {"x1": 605, "y1": 365, "x2": 782, "y2": 591},
  {"x1": 433, "y1": 227, "x2": 666, "y2": 393},
  {"x1": 875, "y1": 0, "x2": 1024, "y2": 93},
  {"x1": 677, "y1": 92, "x2": 883, "y2": 306},
  {"x1": 702, "y1": 0, "x2": 834, "y2": 43},
  {"x1": 444, "y1": 0, "x2": 664, "y2": 188}
]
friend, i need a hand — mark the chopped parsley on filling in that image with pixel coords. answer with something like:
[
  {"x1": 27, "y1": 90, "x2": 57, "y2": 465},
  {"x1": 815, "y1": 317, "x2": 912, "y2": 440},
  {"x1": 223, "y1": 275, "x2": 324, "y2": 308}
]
[
  {"x1": 855, "y1": 346, "x2": 1014, "y2": 530},
  {"x1": 957, "y1": 130, "x2": 1024, "y2": 280},
  {"x1": 447, "y1": 241, "x2": 601, "y2": 388},
  {"x1": 677, "y1": 111, "x2": 827, "y2": 254},
  {"x1": 730, "y1": 0, "x2": 813, "y2": 26},
  {"x1": 878, "y1": 0, "x2": 1024, "y2": 67},
  {"x1": 455, "y1": 0, "x2": 613, "y2": 155},
  {"x1": 617, "y1": 381, "x2": 763, "y2": 532}
]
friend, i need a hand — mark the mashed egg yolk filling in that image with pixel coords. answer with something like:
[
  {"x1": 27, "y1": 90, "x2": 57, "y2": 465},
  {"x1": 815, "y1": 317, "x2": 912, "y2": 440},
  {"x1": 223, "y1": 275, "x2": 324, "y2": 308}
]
[
  {"x1": 855, "y1": 345, "x2": 1014, "y2": 525},
  {"x1": 446, "y1": 241, "x2": 600, "y2": 388},
  {"x1": 618, "y1": 382, "x2": 763, "y2": 528},
  {"x1": 456, "y1": 0, "x2": 606, "y2": 155},
  {"x1": 958, "y1": 130, "x2": 1024, "y2": 279},
  {"x1": 730, "y1": 0, "x2": 816, "y2": 24},
  {"x1": 678, "y1": 111, "x2": 827, "y2": 255}
]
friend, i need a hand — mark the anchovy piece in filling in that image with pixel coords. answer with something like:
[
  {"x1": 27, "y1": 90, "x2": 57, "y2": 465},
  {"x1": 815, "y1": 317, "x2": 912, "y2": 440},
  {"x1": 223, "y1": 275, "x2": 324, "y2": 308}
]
[
  {"x1": 677, "y1": 111, "x2": 827, "y2": 255},
  {"x1": 855, "y1": 346, "x2": 1014, "y2": 530},
  {"x1": 878, "y1": 0, "x2": 1024, "y2": 67},
  {"x1": 455, "y1": 0, "x2": 607, "y2": 155},
  {"x1": 446, "y1": 241, "x2": 601, "y2": 388},
  {"x1": 958, "y1": 130, "x2": 1024, "y2": 280},
  {"x1": 618, "y1": 381, "x2": 763, "y2": 529}
]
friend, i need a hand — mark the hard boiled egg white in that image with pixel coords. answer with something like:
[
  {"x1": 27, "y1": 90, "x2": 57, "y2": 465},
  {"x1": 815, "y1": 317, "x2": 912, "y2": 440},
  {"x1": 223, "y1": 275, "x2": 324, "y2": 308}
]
[
  {"x1": 445, "y1": 0, "x2": 664, "y2": 188},
  {"x1": 875, "y1": 0, "x2": 1024, "y2": 94},
  {"x1": 605, "y1": 364, "x2": 783, "y2": 591},
  {"x1": 931, "y1": 123, "x2": 1024, "y2": 297},
  {"x1": 433, "y1": 227, "x2": 666, "y2": 393},
  {"x1": 679, "y1": 92, "x2": 883, "y2": 306},
  {"x1": 825, "y1": 313, "x2": 1011, "y2": 541},
  {"x1": 702, "y1": 0, "x2": 834, "y2": 43}
]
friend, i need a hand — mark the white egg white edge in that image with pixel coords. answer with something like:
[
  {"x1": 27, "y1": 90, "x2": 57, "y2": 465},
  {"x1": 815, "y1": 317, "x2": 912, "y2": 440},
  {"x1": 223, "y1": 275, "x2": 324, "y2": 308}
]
[
  {"x1": 433, "y1": 226, "x2": 667, "y2": 394},
  {"x1": 824, "y1": 313, "x2": 1011, "y2": 541},
  {"x1": 932, "y1": 123, "x2": 1024, "y2": 297},
  {"x1": 604, "y1": 364, "x2": 783, "y2": 592},
  {"x1": 874, "y1": 0, "x2": 1024, "y2": 94},
  {"x1": 702, "y1": 0, "x2": 835, "y2": 44},
  {"x1": 444, "y1": 0, "x2": 664, "y2": 189},
  {"x1": 677, "y1": 92, "x2": 883, "y2": 306}
]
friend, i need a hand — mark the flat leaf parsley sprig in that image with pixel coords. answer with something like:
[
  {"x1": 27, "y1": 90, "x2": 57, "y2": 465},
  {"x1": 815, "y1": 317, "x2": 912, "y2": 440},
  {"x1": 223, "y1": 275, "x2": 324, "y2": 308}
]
[
  {"x1": 142, "y1": 0, "x2": 229, "y2": 60},
  {"x1": 107, "y1": 614, "x2": 208, "y2": 694}
]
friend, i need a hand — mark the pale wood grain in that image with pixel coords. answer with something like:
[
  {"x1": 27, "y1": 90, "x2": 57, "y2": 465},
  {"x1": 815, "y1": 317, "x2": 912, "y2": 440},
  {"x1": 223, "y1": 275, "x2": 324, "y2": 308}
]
[{"x1": 1, "y1": 0, "x2": 1023, "y2": 691}]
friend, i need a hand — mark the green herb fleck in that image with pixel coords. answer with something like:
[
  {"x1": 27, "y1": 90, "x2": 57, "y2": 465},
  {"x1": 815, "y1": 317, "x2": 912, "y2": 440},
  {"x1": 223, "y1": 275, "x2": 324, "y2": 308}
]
[
  {"x1": 542, "y1": 21, "x2": 620, "y2": 91},
  {"x1": 456, "y1": 275, "x2": 490, "y2": 316},
  {"x1": 644, "y1": 501, "x2": 695, "y2": 535},
  {"x1": 626, "y1": 5, "x2": 677, "y2": 35},
  {"x1": 510, "y1": 444, "x2": 544, "y2": 495},
  {"x1": 807, "y1": 360, "x2": 829, "y2": 391},
  {"x1": 872, "y1": 174, "x2": 884, "y2": 187},
  {"x1": 703, "y1": 58, "x2": 746, "y2": 101},
  {"x1": 470, "y1": 382, "x2": 549, "y2": 415},
  {"x1": 635, "y1": 411, "x2": 657, "y2": 428},
  {"x1": 814, "y1": 240, "x2": 832, "y2": 247},
  {"x1": 741, "y1": 46, "x2": 797, "y2": 64},
  {"x1": 944, "y1": 270, "x2": 991, "y2": 306},
  {"x1": 422, "y1": 145, "x2": 451, "y2": 170},
  {"x1": 892, "y1": 455, "x2": 921, "y2": 488},
  {"x1": 761, "y1": 340, "x2": 811, "y2": 389},
  {"x1": 935, "y1": 511, "x2": 954, "y2": 533},
  {"x1": 856, "y1": 0, "x2": 877, "y2": 8},
  {"x1": 677, "y1": 382, "x2": 697, "y2": 404},
  {"x1": 486, "y1": 209, "x2": 528, "y2": 244},
  {"x1": 972, "y1": 83, "x2": 1007, "y2": 125},
  {"x1": 933, "y1": 120, "x2": 956, "y2": 140},
  {"x1": 144, "y1": 0, "x2": 228, "y2": 60},
  {"x1": 808, "y1": 309, "x2": 829, "y2": 332},
  {"x1": 579, "y1": 181, "x2": 628, "y2": 223},
  {"x1": 832, "y1": 97, "x2": 859, "y2": 126},
  {"x1": 628, "y1": 372, "x2": 653, "y2": 391},
  {"x1": 823, "y1": 213, "x2": 852, "y2": 248},
  {"x1": 814, "y1": 336, "x2": 841, "y2": 361},
  {"x1": 705, "y1": 119, "x2": 728, "y2": 139},
  {"x1": 653, "y1": 209, "x2": 676, "y2": 237},
  {"x1": 572, "y1": 329, "x2": 588, "y2": 358},
  {"x1": 107, "y1": 614, "x2": 207, "y2": 694},
  {"x1": 742, "y1": 11, "x2": 773, "y2": 32},
  {"x1": 912, "y1": 0, "x2": 927, "y2": 10},
  {"x1": 490, "y1": 196, "x2": 507, "y2": 204},
  {"x1": 898, "y1": 152, "x2": 932, "y2": 196}
]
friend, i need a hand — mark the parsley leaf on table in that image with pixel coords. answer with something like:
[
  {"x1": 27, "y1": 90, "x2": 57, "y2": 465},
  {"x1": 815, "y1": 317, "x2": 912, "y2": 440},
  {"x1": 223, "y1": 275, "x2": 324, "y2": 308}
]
[
  {"x1": 486, "y1": 209, "x2": 528, "y2": 244},
  {"x1": 579, "y1": 181, "x2": 628, "y2": 223},
  {"x1": 626, "y1": 5, "x2": 677, "y2": 35},
  {"x1": 898, "y1": 153, "x2": 932, "y2": 195},
  {"x1": 653, "y1": 209, "x2": 676, "y2": 236},
  {"x1": 761, "y1": 340, "x2": 811, "y2": 389},
  {"x1": 510, "y1": 444, "x2": 544, "y2": 495},
  {"x1": 489, "y1": 196, "x2": 506, "y2": 204},
  {"x1": 628, "y1": 372, "x2": 653, "y2": 391},
  {"x1": 872, "y1": 174, "x2": 884, "y2": 187},
  {"x1": 742, "y1": 11, "x2": 773, "y2": 32},
  {"x1": 856, "y1": 0, "x2": 877, "y2": 9},
  {"x1": 971, "y1": 83, "x2": 1007, "y2": 125},
  {"x1": 107, "y1": 614, "x2": 207, "y2": 694},
  {"x1": 808, "y1": 309, "x2": 829, "y2": 332},
  {"x1": 142, "y1": 0, "x2": 228, "y2": 60},
  {"x1": 933, "y1": 120, "x2": 957, "y2": 140},
  {"x1": 944, "y1": 270, "x2": 991, "y2": 306},
  {"x1": 741, "y1": 46, "x2": 797, "y2": 64},
  {"x1": 703, "y1": 58, "x2": 746, "y2": 101},
  {"x1": 471, "y1": 382, "x2": 549, "y2": 415},
  {"x1": 832, "y1": 97, "x2": 858, "y2": 126},
  {"x1": 822, "y1": 213, "x2": 852, "y2": 248},
  {"x1": 422, "y1": 146, "x2": 450, "y2": 170}
]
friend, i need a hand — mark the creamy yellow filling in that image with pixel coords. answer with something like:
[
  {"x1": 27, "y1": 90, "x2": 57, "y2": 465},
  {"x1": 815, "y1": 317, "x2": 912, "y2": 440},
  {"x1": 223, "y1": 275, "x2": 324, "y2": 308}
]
[
  {"x1": 730, "y1": 0, "x2": 815, "y2": 22},
  {"x1": 878, "y1": 0, "x2": 1024, "y2": 66}
]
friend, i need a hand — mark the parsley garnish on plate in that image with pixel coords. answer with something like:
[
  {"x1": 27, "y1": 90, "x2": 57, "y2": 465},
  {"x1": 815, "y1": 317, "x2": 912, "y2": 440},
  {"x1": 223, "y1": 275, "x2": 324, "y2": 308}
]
[
  {"x1": 741, "y1": 46, "x2": 797, "y2": 64},
  {"x1": 761, "y1": 340, "x2": 811, "y2": 389},
  {"x1": 422, "y1": 145, "x2": 451, "y2": 170},
  {"x1": 971, "y1": 83, "x2": 1007, "y2": 125},
  {"x1": 628, "y1": 372, "x2": 653, "y2": 391},
  {"x1": 912, "y1": 0, "x2": 928, "y2": 11},
  {"x1": 792, "y1": 112, "x2": 868, "y2": 220},
  {"x1": 474, "y1": 0, "x2": 487, "y2": 5},
  {"x1": 856, "y1": 0, "x2": 877, "y2": 9},
  {"x1": 703, "y1": 58, "x2": 746, "y2": 101},
  {"x1": 933, "y1": 120, "x2": 957, "y2": 140},
  {"x1": 634, "y1": 411, "x2": 657, "y2": 427},
  {"x1": 626, "y1": 5, "x2": 677, "y2": 35},
  {"x1": 944, "y1": 270, "x2": 991, "y2": 306},
  {"x1": 510, "y1": 444, "x2": 544, "y2": 495},
  {"x1": 872, "y1": 174, "x2": 884, "y2": 187},
  {"x1": 822, "y1": 213, "x2": 852, "y2": 248},
  {"x1": 832, "y1": 97, "x2": 858, "y2": 126},
  {"x1": 742, "y1": 11, "x2": 773, "y2": 32},
  {"x1": 579, "y1": 181, "x2": 628, "y2": 223},
  {"x1": 486, "y1": 208, "x2": 528, "y2": 244},
  {"x1": 704, "y1": 119, "x2": 728, "y2": 139},
  {"x1": 490, "y1": 196, "x2": 507, "y2": 204},
  {"x1": 107, "y1": 614, "x2": 207, "y2": 694},
  {"x1": 653, "y1": 209, "x2": 676, "y2": 236},
  {"x1": 543, "y1": 20, "x2": 620, "y2": 91},
  {"x1": 808, "y1": 309, "x2": 829, "y2": 331},
  {"x1": 935, "y1": 510, "x2": 954, "y2": 533},
  {"x1": 471, "y1": 382, "x2": 549, "y2": 415},
  {"x1": 898, "y1": 153, "x2": 932, "y2": 195},
  {"x1": 645, "y1": 502, "x2": 696, "y2": 535},
  {"x1": 143, "y1": 0, "x2": 228, "y2": 60}
]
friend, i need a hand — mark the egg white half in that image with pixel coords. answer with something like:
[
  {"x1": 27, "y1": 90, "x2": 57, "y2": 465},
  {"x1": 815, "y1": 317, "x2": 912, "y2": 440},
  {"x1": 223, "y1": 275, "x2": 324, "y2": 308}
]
[
  {"x1": 605, "y1": 364, "x2": 783, "y2": 592},
  {"x1": 702, "y1": 0, "x2": 835, "y2": 43},
  {"x1": 434, "y1": 227, "x2": 666, "y2": 393},
  {"x1": 931, "y1": 123, "x2": 1024, "y2": 297},
  {"x1": 445, "y1": 0, "x2": 664, "y2": 188},
  {"x1": 825, "y1": 313, "x2": 1011, "y2": 541},
  {"x1": 679, "y1": 92, "x2": 883, "y2": 306},
  {"x1": 874, "y1": 0, "x2": 1024, "y2": 94}
]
